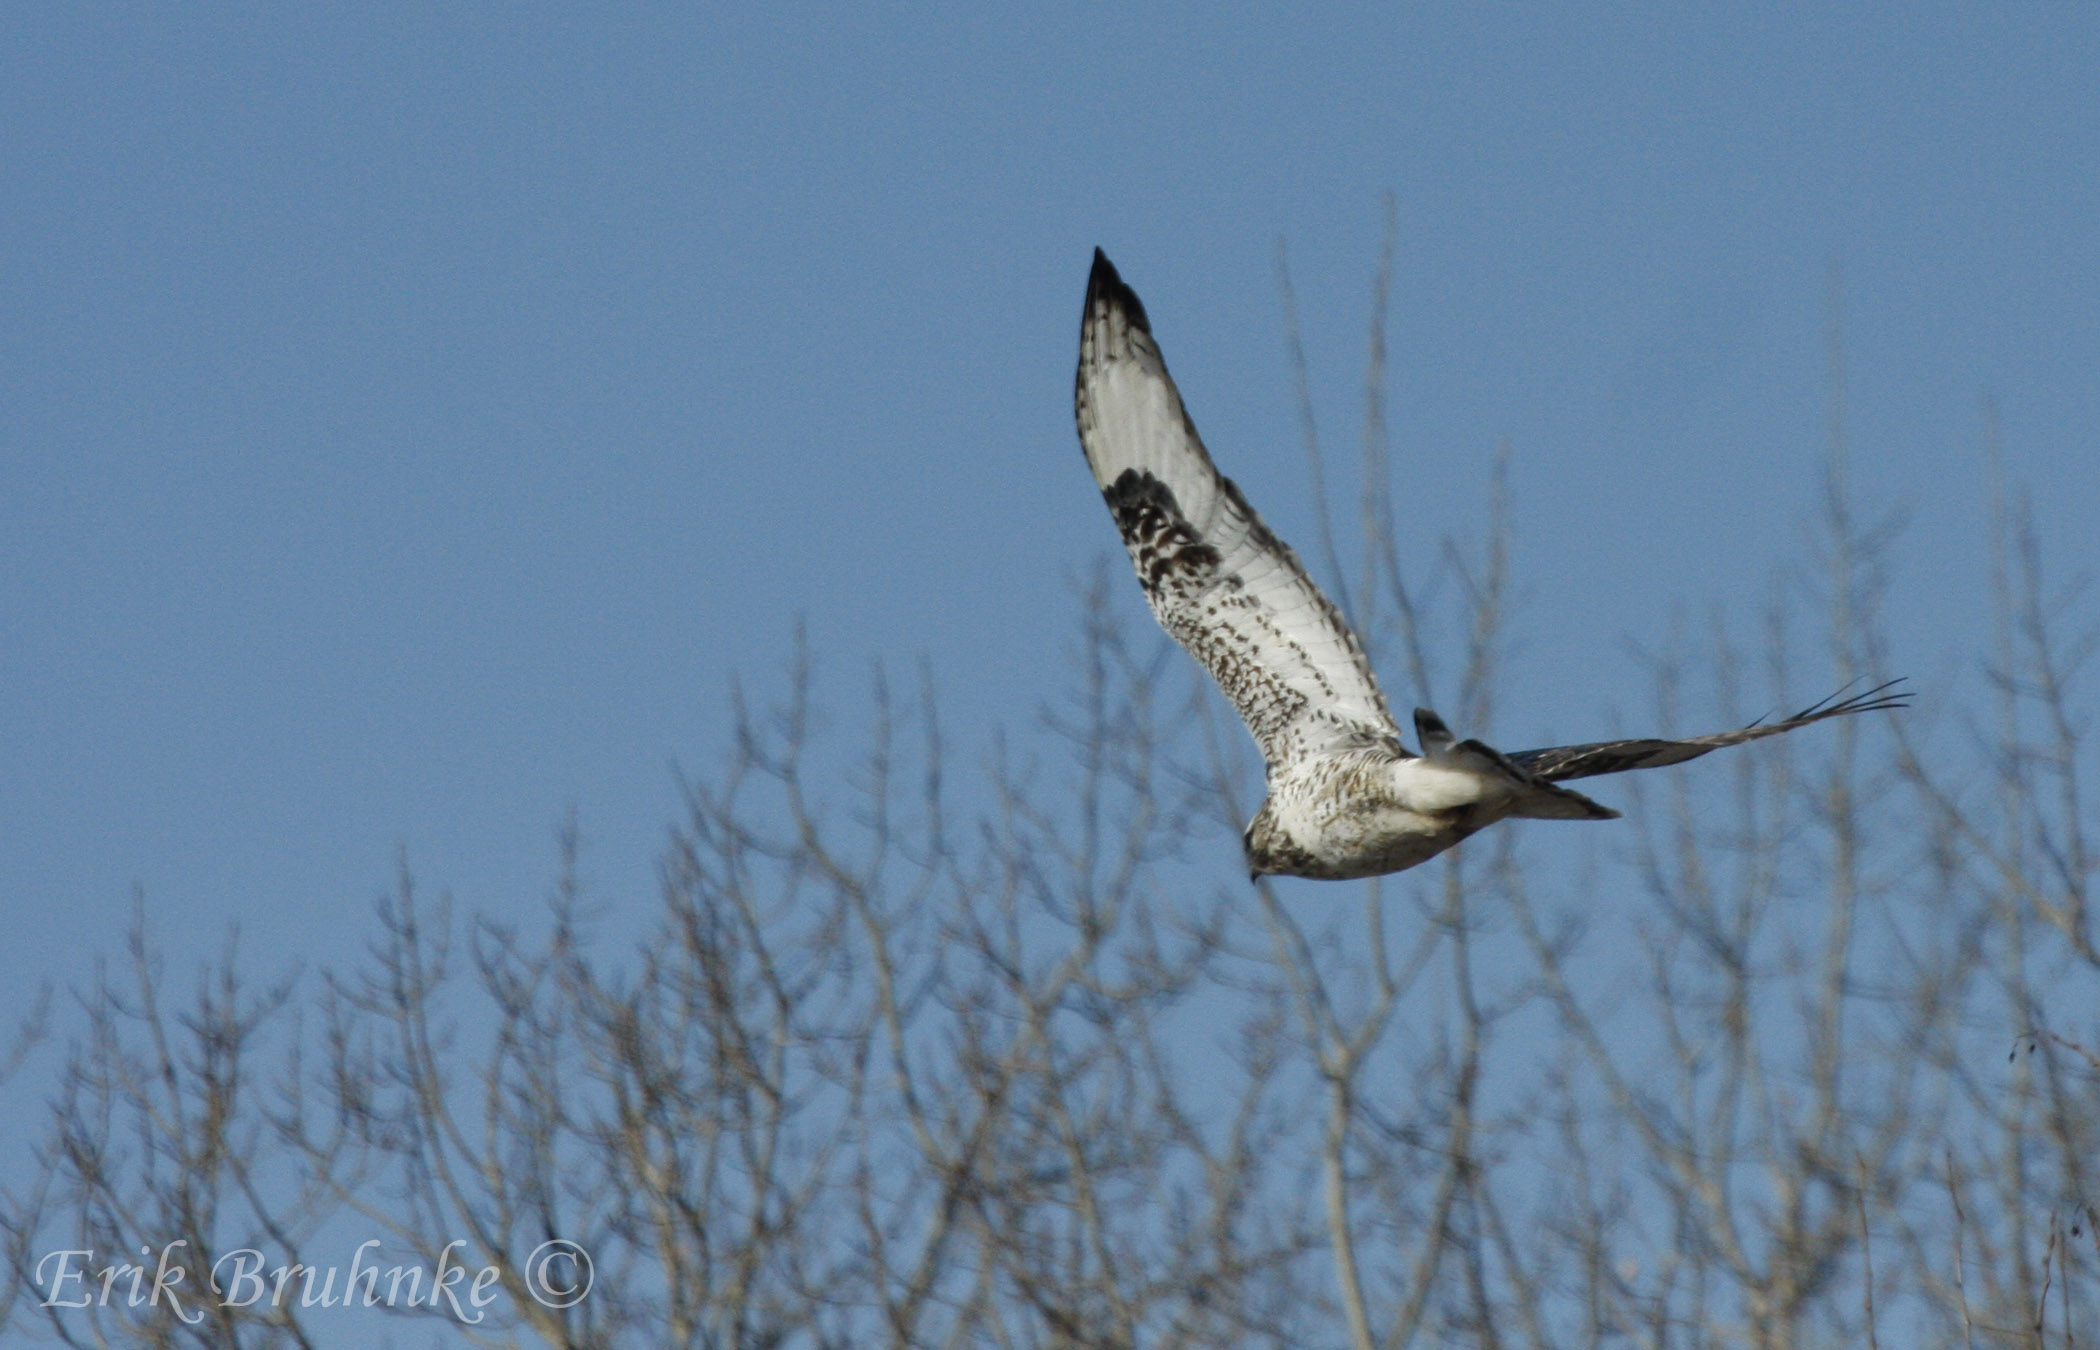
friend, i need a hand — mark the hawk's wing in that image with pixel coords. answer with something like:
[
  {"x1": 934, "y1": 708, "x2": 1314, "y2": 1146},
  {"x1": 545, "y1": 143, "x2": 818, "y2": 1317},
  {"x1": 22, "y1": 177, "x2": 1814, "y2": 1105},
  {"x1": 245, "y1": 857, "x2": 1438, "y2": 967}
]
[
  {"x1": 1075, "y1": 250, "x2": 1400, "y2": 767},
  {"x1": 1505, "y1": 681, "x2": 1910, "y2": 782}
]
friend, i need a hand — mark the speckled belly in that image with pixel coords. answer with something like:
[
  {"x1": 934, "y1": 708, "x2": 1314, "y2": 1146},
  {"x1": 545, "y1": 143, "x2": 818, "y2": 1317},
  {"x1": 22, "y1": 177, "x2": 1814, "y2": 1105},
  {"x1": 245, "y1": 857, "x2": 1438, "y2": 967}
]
[{"x1": 1299, "y1": 808, "x2": 1473, "y2": 880}]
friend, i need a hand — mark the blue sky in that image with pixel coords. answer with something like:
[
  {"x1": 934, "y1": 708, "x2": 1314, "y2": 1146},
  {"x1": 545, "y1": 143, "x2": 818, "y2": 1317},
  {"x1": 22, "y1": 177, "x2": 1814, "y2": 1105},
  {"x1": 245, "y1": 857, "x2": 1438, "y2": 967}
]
[{"x1": 4, "y1": 3, "x2": 2096, "y2": 1075}]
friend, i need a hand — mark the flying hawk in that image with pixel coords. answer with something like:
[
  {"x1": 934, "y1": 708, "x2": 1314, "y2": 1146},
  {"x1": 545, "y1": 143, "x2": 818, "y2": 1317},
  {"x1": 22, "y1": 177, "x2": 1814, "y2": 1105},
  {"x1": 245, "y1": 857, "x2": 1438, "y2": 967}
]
[{"x1": 1073, "y1": 249, "x2": 1907, "y2": 880}]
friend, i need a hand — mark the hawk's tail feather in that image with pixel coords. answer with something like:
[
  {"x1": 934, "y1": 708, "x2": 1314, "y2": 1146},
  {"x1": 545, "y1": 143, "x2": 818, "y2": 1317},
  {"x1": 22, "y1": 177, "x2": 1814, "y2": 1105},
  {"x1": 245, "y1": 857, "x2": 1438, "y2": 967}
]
[
  {"x1": 1441, "y1": 734, "x2": 1621, "y2": 822},
  {"x1": 1509, "y1": 778, "x2": 1622, "y2": 822}
]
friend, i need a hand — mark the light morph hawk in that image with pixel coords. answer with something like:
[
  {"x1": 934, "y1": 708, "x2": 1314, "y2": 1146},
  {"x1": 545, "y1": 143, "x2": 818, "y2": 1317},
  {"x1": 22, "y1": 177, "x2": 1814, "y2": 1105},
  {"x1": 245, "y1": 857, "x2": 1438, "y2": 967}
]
[{"x1": 1074, "y1": 249, "x2": 1907, "y2": 881}]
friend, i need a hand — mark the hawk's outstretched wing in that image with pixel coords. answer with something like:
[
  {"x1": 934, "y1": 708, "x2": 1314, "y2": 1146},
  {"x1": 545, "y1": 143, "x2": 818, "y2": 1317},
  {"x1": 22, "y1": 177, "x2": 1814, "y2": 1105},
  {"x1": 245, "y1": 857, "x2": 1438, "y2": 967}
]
[
  {"x1": 1075, "y1": 250, "x2": 1400, "y2": 767},
  {"x1": 1505, "y1": 681, "x2": 1910, "y2": 783}
]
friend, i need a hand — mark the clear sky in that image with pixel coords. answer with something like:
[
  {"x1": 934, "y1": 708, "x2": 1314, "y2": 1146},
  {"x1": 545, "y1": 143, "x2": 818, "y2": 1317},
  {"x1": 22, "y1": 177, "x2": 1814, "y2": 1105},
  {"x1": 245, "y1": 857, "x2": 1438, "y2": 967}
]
[{"x1": 3, "y1": 4, "x2": 2095, "y2": 1069}]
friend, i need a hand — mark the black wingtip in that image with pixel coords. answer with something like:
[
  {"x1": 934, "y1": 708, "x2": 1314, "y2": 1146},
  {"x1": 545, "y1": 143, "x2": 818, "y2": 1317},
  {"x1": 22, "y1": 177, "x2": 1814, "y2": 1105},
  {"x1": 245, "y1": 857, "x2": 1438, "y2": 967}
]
[
  {"x1": 1086, "y1": 248, "x2": 1151, "y2": 334},
  {"x1": 1413, "y1": 708, "x2": 1455, "y2": 755}
]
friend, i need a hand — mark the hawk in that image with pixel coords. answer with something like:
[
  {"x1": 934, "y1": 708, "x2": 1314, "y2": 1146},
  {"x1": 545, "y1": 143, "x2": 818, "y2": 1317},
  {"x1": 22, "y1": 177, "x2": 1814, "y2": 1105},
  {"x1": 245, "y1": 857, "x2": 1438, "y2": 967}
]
[{"x1": 1073, "y1": 249, "x2": 1906, "y2": 880}]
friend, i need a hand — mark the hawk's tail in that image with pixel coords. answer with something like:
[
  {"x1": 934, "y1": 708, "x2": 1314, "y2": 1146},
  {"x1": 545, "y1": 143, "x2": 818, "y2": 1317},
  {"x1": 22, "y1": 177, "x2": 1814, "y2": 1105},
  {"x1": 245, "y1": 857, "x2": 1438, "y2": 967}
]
[
  {"x1": 1507, "y1": 777, "x2": 1622, "y2": 821},
  {"x1": 1414, "y1": 709, "x2": 1622, "y2": 822}
]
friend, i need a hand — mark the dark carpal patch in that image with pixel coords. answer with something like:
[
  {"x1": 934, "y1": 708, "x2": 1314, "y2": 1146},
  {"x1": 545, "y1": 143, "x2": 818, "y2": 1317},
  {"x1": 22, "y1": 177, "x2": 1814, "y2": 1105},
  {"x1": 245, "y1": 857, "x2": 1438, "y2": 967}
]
[
  {"x1": 1103, "y1": 469, "x2": 1317, "y2": 756},
  {"x1": 1103, "y1": 470, "x2": 1221, "y2": 588}
]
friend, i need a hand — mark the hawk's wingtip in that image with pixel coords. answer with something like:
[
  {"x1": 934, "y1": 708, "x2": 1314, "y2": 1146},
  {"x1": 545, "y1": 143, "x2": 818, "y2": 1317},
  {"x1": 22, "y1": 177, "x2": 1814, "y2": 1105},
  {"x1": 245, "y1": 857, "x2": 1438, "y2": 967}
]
[
  {"x1": 1085, "y1": 249, "x2": 1151, "y2": 334},
  {"x1": 1412, "y1": 708, "x2": 1454, "y2": 755}
]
